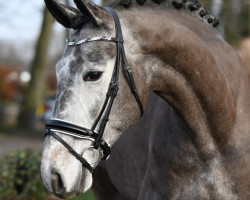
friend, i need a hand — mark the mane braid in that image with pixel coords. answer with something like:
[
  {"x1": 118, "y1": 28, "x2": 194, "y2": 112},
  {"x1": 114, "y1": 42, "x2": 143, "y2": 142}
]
[{"x1": 109, "y1": 0, "x2": 219, "y2": 28}]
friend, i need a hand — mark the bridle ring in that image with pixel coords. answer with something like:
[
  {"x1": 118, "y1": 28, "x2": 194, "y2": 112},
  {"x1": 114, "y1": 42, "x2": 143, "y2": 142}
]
[{"x1": 81, "y1": 146, "x2": 103, "y2": 165}]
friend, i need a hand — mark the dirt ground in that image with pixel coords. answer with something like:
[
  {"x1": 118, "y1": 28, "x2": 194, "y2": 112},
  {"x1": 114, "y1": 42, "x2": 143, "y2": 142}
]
[
  {"x1": 0, "y1": 126, "x2": 45, "y2": 155},
  {"x1": 0, "y1": 134, "x2": 44, "y2": 155}
]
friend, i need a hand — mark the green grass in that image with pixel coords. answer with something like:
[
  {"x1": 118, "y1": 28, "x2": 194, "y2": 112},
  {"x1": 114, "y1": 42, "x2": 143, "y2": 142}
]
[{"x1": 70, "y1": 190, "x2": 96, "y2": 200}]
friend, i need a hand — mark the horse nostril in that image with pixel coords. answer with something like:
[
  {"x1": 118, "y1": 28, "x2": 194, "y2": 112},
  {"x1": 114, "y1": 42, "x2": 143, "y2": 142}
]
[
  {"x1": 51, "y1": 171, "x2": 66, "y2": 195},
  {"x1": 50, "y1": 169, "x2": 77, "y2": 199}
]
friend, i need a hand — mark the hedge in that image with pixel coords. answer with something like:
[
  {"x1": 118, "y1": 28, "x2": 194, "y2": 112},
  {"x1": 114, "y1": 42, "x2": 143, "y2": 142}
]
[
  {"x1": 0, "y1": 149, "x2": 47, "y2": 200},
  {"x1": 0, "y1": 149, "x2": 96, "y2": 200}
]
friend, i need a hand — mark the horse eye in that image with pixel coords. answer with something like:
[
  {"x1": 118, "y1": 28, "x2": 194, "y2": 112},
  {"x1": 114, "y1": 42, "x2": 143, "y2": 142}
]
[{"x1": 84, "y1": 71, "x2": 103, "y2": 81}]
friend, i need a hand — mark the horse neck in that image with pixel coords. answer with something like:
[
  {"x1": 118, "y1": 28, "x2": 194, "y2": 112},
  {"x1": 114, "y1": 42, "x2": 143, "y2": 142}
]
[{"x1": 120, "y1": 6, "x2": 250, "y2": 158}]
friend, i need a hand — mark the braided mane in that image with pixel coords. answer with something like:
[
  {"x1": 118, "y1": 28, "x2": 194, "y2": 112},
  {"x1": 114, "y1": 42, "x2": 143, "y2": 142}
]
[{"x1": 109, "y1": 0, "x2": 219, "y2": 28}]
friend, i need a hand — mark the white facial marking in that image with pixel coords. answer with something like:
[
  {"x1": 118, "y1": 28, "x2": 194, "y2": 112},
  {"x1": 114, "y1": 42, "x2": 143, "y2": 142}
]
[{"x1": 41, "y1": 27, "x2": 117, "y2": 197}]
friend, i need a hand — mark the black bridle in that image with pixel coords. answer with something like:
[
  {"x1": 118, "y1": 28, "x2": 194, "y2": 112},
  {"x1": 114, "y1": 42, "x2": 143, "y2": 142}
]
[{"x1": 45, "y1": 7, "x2": 144, "y2": 173}]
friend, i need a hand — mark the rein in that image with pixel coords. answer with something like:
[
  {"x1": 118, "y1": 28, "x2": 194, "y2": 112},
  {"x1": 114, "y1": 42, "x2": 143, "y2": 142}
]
[{"x1": 45, "y1": 7, "x2": 144, "y2": 173}]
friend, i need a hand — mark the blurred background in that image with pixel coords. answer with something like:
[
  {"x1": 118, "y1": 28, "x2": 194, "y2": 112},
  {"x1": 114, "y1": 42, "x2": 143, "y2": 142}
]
[{"x1": 0, "y1": 0, "x2": 249, "y2": 199}]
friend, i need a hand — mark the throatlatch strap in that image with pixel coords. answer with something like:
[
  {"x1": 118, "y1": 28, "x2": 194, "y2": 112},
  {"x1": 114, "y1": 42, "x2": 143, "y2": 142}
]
[{"x1": 121, "y1": 44, "x2": 144, "y2": 116}]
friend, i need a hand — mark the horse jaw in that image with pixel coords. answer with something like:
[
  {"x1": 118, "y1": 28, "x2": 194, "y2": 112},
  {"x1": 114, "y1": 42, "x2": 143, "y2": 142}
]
[{"x1": 40, "y1": 135, "x2": 93, "y2": 199}]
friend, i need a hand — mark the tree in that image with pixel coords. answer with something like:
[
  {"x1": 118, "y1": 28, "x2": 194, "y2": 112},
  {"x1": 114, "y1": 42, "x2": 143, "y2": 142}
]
[
  {"x1": 211, "y1": 0, "x2": 223, "y2": 17},
  {"x1": 204, "y1": 0, "x2": 249, "y2": 46},
  {"x1": 19, "y1": 5, "x2": 56, "y2": 128}
]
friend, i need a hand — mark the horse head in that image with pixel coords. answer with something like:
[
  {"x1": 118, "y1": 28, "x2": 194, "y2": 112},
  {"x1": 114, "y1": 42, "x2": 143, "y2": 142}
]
[{"x1": 41, "y1": 0, "x2": 146, "y2": 198}]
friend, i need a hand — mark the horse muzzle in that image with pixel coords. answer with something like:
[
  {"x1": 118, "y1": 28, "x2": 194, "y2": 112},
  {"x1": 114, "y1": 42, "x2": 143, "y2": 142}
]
[{"x1": 41, "y1": 133, "x2": 94, "y2": 199}]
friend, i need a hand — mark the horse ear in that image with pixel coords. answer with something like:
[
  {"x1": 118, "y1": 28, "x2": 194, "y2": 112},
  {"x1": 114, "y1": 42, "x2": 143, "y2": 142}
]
[
  {"x1": 44, "y1": 0, "x2": 89, "y2": 29},
  {"x1": 73, "y1": 0, "x2": 107, "y2": 25}
]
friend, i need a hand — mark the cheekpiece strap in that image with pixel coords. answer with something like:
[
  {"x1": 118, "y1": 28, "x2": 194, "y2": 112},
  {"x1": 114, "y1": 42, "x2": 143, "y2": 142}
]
[{"x1": 104, "y1": 6, "x2": 144, "y2": 117}]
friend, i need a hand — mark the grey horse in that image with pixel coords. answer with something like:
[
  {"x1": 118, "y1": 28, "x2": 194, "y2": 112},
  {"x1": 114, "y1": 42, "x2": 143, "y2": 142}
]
[{"x1": 41, "y1": 0, "x2": 250, "y2": 199}]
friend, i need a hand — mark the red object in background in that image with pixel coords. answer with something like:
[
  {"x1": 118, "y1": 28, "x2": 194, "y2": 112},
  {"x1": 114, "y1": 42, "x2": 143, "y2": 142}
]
[
  {"x1": 44, "y1": 103, "x2": 51, "y2": 111},
  {"x1": 0, "y1": 64, "x2": 21, "y2": 102}
]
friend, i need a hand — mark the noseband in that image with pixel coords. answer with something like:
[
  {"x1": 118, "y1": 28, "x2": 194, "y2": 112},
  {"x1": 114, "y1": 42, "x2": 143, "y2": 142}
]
[{"x1": 45, "y1": 7, "x2": 144, "y2": 173}]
